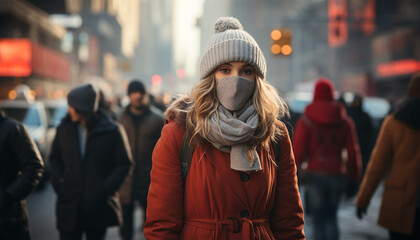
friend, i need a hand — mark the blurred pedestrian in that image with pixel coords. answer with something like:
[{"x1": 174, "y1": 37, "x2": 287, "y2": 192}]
[
  {"x1": 293, "y1": 78, "x2": 362, "y2": 240},
  {"x1": 117, "y1": 80, "x2": 164, "y2": 240},
  {"x1": 49, "y1": 83, "x2": 133, "y2": 240},
  {"x1": 348, "y1": 94, "x2": 374, "y2": 173},
  {"x1": 355, "y1": 73, "x2": 420, "y2": 240},
  {"x1": 144, "y1": 17, "x2": 305, "y2": 239},
  {"x1": 98, "y1": 89, "x2": 118, "y2": 120},
  {"x1": 0, "y1": 110, "x2": 44, "y2": 240}
]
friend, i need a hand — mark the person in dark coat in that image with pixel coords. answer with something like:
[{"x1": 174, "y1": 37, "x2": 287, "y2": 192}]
[
  {"x1": 0, "y1": 110, "x2": 44, "y2": 240},
  {"x1": 117, "y1": 80, "x2": 164, "y2": 240},
  {"x1": 49, "y1": 83, "x2": 133, "y2": 240},
  {"x1": 293, "y1": 78, "x2": 362, "y2": 240},
  {"x1": 348, "y1": 94, "x2": 374, "y2": 173}
]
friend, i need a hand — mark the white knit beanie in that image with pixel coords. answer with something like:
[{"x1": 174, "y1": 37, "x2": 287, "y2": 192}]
[{"x1": 199, "y1": 17, "x2": 266, "y2": 80}]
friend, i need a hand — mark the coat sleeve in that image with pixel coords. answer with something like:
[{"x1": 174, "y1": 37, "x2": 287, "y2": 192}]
[
  {"x1": 102, "y1": 125, "x2": 133, "y2": 197},
  {"x1": 270, "y1": 122, "x2": 305, "y2": 240},
  {"x1": 345, "y1": 117, "x2": 362, "y2": 182},
  {"x1": 355, "y1": 116, "x2": 393, "y2": 209},
  {"x1": 144, "y1": 122, "x2": 184, "y2": 240},
  {"x1": 5, "y1": 123, "x2": 44, "y2": 201},
  {"x1": 292, "y1": 117, "x2": 309, "y2": 168}
]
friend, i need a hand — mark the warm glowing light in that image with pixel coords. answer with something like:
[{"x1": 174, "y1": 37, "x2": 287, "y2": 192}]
[
  {"x1": 54, "y1": 90, "x2": 64, "y2": 99},
  {"x1": 0, "y1": 39, "x2": 32, "y2": 77},
  {"x1": 281, "y1": 45, "x2": 292, "y2": 55},
  {"x1": 271, "y1": 44, "x2": 281, "y2": 55},
  {"x1": 151, "y1": 75, "x2": 162, "y2": 85},
  {"x1": 29, "y1": 90, "x2": 36, "y2": 99},
  {"x1": 8, "y1": 90, "x2": 17, "y2": 100},
  {"x1": 377, "y1": 59, "x2": 420, "y2": 78},
  {"x1": 176, "y1": 68, "x2": 186, "y2": 78},
  {"x1": 271, "y1": 30, "x2": 282, "y2": 41}
]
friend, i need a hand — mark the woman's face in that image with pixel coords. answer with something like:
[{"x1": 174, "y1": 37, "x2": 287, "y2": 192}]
[{"x1": 214, "y1": 62, "x2": 256, "y2": 81}]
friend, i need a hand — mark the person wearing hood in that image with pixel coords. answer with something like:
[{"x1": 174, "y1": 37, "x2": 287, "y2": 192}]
[
  {"x1": 49, "y1": 83, "x2": 133, "y2": 240},
  {"x1": 355, "y1": 73, "x2": 420, "y2": 240},
  {"x1": 293, "y1": 78, "x2": 362, "y2": 240},
  {"x1": 144, "y1": 17, "x2": 305, "y2": 240}
]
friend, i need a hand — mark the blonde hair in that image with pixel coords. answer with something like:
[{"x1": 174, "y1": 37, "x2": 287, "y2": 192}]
[{"x1": 185, "y1": 73, "x2": 289, "y2": 164}]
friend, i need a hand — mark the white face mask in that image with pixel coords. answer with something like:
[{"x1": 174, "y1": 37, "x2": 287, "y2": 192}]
[{"x1": 216, "y1": 76, "x2": 255, "y2": 111}]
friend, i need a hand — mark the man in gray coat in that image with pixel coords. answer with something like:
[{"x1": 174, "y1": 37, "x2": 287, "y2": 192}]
[{"x1": 118, "y1": 80, "x2": 164, "y2": 240}]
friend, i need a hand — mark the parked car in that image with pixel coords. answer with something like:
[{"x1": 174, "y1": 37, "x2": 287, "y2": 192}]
[
  {"x1": 43, "y1": 99, "x2": 68, "y2": 128},
  {"x1": 0, "y1": 99, "x2": 51, "y2": 158}
]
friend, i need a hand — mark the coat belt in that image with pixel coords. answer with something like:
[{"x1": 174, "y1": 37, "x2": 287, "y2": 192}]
[{"x1": 185, "y1": 217, "x2": 267, "y2": 240}]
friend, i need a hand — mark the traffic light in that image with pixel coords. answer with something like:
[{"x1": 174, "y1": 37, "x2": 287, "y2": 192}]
[
  {"x1": 271, "y1": 28, "x2": 293, "y2": 56},
  {"x1": 328, "y1": 0, "x2": 348, "y2": 47}
]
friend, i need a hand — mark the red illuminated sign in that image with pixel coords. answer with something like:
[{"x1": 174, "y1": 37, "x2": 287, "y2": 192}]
[
  {"x1": 0, "y1": 38, "x2": 69, "y2": 81},
  {"x1": 377, "y1": 59, "x2": 420, "y2": 78},
  {"x1": 0, "y1": 39, "x2": 32, "y2": 77},
  {"x1": 32, "y1": 42, "x2": 70, "y2": 82}
]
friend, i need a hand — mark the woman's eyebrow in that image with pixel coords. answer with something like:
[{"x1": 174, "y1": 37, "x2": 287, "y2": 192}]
[{"x1": 241, "y1": 64, "x2": 253, "y2": 68}]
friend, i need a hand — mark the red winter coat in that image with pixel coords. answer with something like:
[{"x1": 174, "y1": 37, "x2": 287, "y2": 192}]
[
  {"x1": 144, "y1": 108, "x2": 305, "y2": 239},
  {"x1": 293, "y1": 101, "x2": 362, "y2": 181}
]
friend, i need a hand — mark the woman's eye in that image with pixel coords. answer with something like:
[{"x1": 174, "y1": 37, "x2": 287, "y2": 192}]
[
  {"x1": 242, "y1": 69, "x2": 254, "y2": 75},
  {"x1": 220, "y1": 68, "x2": 230, "y2": 74}
]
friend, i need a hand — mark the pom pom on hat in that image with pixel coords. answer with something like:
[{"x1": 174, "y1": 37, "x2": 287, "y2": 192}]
[
  {"x1": 199, "y1": 17, "x2": 266, "y2": 80},
  {"x1": 214, "y1": 17, "x2": 243, "y2": 33}
]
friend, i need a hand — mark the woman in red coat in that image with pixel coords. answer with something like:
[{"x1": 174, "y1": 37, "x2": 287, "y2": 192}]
[{"x1": 144, "y1": 17, "x2": 305, "y2": 240}]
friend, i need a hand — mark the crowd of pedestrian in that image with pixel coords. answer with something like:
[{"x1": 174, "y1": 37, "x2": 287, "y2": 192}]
[{"x1": 1, "y1": 16, "x2": 419, "y2": 240}]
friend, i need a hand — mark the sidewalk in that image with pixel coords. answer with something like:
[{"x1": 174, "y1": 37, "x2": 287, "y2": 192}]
[{"x1": 301, "y1": 184, "x2": 388, "y2": 240}]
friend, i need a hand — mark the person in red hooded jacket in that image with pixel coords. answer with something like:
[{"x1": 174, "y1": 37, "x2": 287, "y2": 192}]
[{"x1": 293, "y1": 78, "x2": 362, "y2": 240}]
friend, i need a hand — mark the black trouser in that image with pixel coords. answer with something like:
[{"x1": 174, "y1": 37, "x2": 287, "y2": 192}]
[
  {"x1": 389, "y1": 209, "x2": 420, "y2": 240},
  {"x1": 59, "y1": 228, "x2": 106, "y2": 240},
  {"x1": 120, "y1": 197, "x2": 147, "y2": 240}
]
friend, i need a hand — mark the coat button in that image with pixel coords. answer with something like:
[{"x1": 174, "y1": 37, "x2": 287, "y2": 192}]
[
  {"x1": 240, "y1": 173, "x2": 250, "y2": 182},
  {"x1": 240, "y1": 210, "x2": 249, "y2": 218}
]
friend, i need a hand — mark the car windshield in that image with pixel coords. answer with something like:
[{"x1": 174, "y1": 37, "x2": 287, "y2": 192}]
[
  {"x1": 46, "y1": 106, "x2": 67, "y2": 127},
  {"x1": 1, "y1": 107, "x2": 41, "y2": 127},
  {"x1": 363, "y1": 98, "x2": 390, "y2": 119}
]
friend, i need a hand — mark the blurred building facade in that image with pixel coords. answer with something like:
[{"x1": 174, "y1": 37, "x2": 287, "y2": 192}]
[
  {"x1": 0, "y1": 0, "x2": 139, "y2": 100},
  {"x1": 199, "y1": 0, "x2": 420, "y2": 100}
]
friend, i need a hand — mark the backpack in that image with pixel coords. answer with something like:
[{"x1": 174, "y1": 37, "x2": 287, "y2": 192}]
[{"x1": 180, "y1": 134, "x2": 281, "y2": 186}]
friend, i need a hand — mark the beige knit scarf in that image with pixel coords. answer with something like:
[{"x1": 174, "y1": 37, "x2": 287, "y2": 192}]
[{"x1": 207, "y1": 104, "x2": 261, "y2": 171}]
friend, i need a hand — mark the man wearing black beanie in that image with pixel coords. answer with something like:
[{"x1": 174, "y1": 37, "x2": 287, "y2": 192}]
[
  {"x1": 117, "y1": 80, "x2": 164, "y2": 240},
  {"x1": 49, "y1": 83, "x2": 133, "y2": 240}
]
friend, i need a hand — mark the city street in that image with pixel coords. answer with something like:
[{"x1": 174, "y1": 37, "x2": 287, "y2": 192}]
[{"x1": 27, "y1": 181, "x2": 388, "y2": 240}]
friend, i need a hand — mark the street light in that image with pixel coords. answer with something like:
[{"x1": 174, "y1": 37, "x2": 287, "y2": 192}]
[{"x1": 271, "y1": 28, "x2": 293, "y2": 56}]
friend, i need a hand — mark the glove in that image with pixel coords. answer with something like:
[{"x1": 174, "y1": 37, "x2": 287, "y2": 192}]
[{"x1": 356, "y1": 207, "x2": 367, "y2": 220}]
